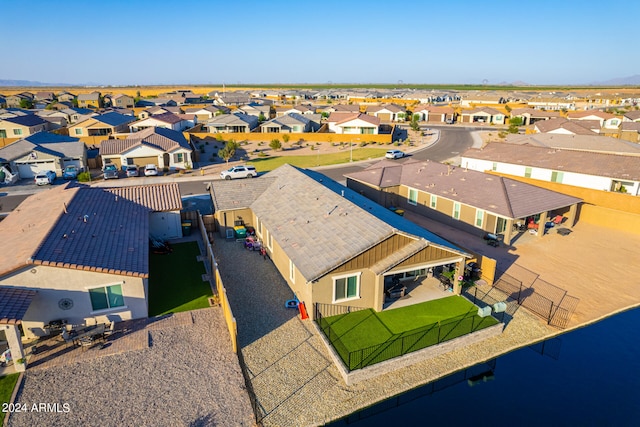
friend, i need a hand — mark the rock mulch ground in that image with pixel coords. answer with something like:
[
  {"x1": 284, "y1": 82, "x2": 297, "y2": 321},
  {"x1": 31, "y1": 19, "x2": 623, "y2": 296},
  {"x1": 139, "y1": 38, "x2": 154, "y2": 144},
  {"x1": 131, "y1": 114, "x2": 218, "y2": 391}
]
[{"x1": 8, "y1": 309, "x2": 254, "y2": 427}]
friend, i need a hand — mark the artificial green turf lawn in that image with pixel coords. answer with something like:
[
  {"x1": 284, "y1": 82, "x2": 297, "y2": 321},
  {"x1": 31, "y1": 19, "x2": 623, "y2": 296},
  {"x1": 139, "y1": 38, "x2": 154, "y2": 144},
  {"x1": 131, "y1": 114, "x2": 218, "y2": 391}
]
[
  {"x1": 148, "y1": 241, "x2": 212, "y2": 316},
  {"x1": 322, "y1": 296, "x2": 500, "y2": 368},
  {"x1": 247, "y1": 147, "x2": 388, "y2": 172},
  {"x1": 0, "y1": 374, "x2": 20, "y2": 424}
]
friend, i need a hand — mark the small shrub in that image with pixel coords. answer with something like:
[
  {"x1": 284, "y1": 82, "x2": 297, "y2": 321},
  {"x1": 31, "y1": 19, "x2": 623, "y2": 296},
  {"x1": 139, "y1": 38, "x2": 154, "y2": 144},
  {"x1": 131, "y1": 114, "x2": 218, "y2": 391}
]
[
  {"x1": 310, "y1": 145, "x2": 316, "y2": 150},
  {"x1": 269, "y1": 139, "x2": 282, "y2": 150},
  {"x1": 77, "y1": 171, "x2": 91, "y2": 182},
  {"x1": 359, "y1": 141, "x2": 368, "y2": 147},
  {"x1": 258, "y1": 152, "x2": 268, "y2": 157},
  {"x1": 282, "y1": 134, "x2": 290, "y2": 143}
]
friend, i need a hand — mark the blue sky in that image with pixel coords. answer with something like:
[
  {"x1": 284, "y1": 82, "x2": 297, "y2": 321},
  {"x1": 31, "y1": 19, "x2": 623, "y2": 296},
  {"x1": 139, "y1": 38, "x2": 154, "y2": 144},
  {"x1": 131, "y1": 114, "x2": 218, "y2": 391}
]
[{"x1": 2, "y1": 0, "x2": 638, "y2": 85}]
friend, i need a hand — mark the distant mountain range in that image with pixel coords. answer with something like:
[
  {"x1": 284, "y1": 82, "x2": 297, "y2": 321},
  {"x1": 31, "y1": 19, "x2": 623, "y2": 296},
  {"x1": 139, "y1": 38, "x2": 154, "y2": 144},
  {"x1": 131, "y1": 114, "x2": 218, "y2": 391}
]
[
  {"x1": 0, "y1": 79, "x2": 78, "y2": 87},
  {"x1": 590, "y1": 75, "x2": 640, "y2": 86}
]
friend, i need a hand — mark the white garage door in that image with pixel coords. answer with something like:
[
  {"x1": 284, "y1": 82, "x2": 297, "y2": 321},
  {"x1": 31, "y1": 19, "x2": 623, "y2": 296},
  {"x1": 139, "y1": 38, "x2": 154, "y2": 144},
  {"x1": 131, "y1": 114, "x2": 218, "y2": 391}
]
[
  {"x1": 62, "y1": 159, "x2": 82, "y2": 169},
  {"x1": 16, "y1": 161, "x2": 56, "y2": 179}
]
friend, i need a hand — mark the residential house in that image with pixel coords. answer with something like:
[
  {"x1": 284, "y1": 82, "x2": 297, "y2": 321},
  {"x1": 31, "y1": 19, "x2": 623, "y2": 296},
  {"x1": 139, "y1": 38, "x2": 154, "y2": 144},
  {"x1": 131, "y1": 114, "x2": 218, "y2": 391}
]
[
  {"x1": 0, "y1": 181, "x2": 183, "y2": 367},
  {"x1": 0, "y1": 95, "x2": 6, "y2": 108},
  {"x1": 461, "y1": 142, "x2": 640, "y2": 196},
  {"x1": 534, "y1": 118, "x2": 596, "y2": 135},
  {"x1": 459, "y1": 107, "x2": 506, "y2": 125},
  {"x1": 505, "y1": 133, "x2": 640, "y2": 156},
  {"x1": 211, "y1": 92, "x2": 252, "y2": 106},
  {"x1": 621, "y1": 122, "x2": 640, "y2": 143},
  {"x1": 411, "y1": 105, "x2": 456, "y2": 123},
  {"x1": 237, "y1": 104, "x2": 272, "y2": 120},
  {"x1": 205, "y1": 113, "x2": 259, "y2": 133},
  {"x1": 567, "y1": 110, "x2": 622, "y2": 130},
  {"x1": 459, "y1": 92, "x2": 505, "y2": 107},
  {"x1": 527, "y1": 97, "x2": 576, "y2": 111},
  {"x1": 137, "y1": 106, "x2": 183, "y2": 120},
  {"x1": 60, "y1": 107, "x2": 96, "y2": 124},
  {"x1": 129, "y1": 112, "x2": 192, "y2": 132},
  {"x1": 57, "y1": 91, "x2": 76, "y2": 103},
  {"x1": 210, "y1": 164, "x2": 470, "y2": 316},
  {"x1": 99, "y1": 126, "x2": 193, "y2": 171},
  {"x1": 0, "y1": 132, "x2": 86, "y2": 180},
  {"x1": 135, "y1": 98, "x2": 178, "y2": 107},
  {"x1": 6, "y1": 93, "x2": 34, "y2": 108},
  {"x1": 366, "y1": 104, "x2": 407, "y2": 122},
  {"x1": 77, "y1": 91, "x2": 102, "y2": 109},
  {"x1": 34, "y1": 91, "x2": 55, "y2": 102},
  {"x1": 34, "y1": 110, "x2": 68, "y2": 129},
  {"x1": 510, "y1": 108, "x2": 561, "y2": 126},
  {"x1": 111, "y1": 94, "x2": 135, "y2": 109},
  {"x1": 259, "y1": 113, "x2": 321, "y2": 133},
  {"x1": 345, "y1": 159, "x2": 581, "y2": 245},
  {"x1": 623, "y1": 110, "x2": 640, "y2": 122},
  {"x1": 274, "y1": 105, "x2": 316, "y2": 117},
  {"x1": 0, "y1": 115, "x2": 50, "y2": 138},
  {"x1": 68, "y1": 112, "x2": 135, "y2": 137},
  {"x1": 326, "y1": 112, "x2": 380, "y2": 134},
  {"x1": 183, "y1": 106, "x2": 230, "y2": 122}
]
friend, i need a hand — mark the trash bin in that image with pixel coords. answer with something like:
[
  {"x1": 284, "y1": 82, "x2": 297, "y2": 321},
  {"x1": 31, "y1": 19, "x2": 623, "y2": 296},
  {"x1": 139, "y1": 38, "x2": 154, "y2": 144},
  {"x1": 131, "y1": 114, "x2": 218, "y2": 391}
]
[{"x1": 181, "y1": 220, "x2": 192, "y2": 236}]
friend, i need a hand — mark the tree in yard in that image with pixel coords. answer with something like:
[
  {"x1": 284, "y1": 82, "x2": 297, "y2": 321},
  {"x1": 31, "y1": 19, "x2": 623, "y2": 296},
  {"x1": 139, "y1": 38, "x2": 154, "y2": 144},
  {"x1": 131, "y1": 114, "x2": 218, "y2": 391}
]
[
  {"x1": 258, "y1": 112, "x2": 266, "y2": 123},
  {"x1": 508, "y1": 116, "x2": 523, "y2": 133},
  {"x1": 19, "y1": 99, "x2": 33, "y2": 109},
  {"x1": 269, "y1": 138, "x2": 282, "y2": 151},
  {"x1": 410, "y1": 113, "x2": 420, "y2": 131},
  {"x1": 282, "y1": 134, "x2": 290, "y2": 144},
  {"x1": 504, "y1": 104, "x2": 512, "y2": 113},
  {"x1": 218, "y1": 139, "x2": 239, "y2": 164}
]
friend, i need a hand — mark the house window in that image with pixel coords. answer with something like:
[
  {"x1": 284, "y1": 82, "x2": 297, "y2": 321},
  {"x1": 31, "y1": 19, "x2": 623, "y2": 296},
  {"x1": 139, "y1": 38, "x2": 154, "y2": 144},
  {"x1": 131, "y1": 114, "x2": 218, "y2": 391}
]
[
  {"x1": 453, "y1": 202, "x2": 461, "y2": 220},
  {"x1": 173, "y1": 153, "x2": 184, "y2": 163},
  {"x1": 430, "y1": 194, "x2": 437, "y2": 208},
  {"x1": 13, "y1": 129, "x2": 23, "y2": 136},
  {"x1": 551, "y1": 171, "x2": 564, "y2": 183},
  {"x1": 408, "y1": 188, "x2": 418, "y2": 206},
  {"x1": 289, "y1": 260, "x2": 295, "y2": 283},
  {"x1": 476, "y1": 209, "x2": 484, "y2": 227},
  {"x1": 524, "y1": 167, "x2": 532, "y2": 178},
  {"x1": 492, "y1": 162, "x2": 497, "y2": 171},
  {"x1": 256, "y1": 219, "x2": 262, "y2": 237},
  {"x1": 0, "y1": 130, "x2": 6, "y2": 138},
  {"x1": 267, "y1": 231, "x2": 273, "y2": 250},
  {"x1": 89, "y1": 284, "x2": 124, "y2": 311},
  {"x1": 333, "y1": 273, "x2": 360, "y2": 302}
]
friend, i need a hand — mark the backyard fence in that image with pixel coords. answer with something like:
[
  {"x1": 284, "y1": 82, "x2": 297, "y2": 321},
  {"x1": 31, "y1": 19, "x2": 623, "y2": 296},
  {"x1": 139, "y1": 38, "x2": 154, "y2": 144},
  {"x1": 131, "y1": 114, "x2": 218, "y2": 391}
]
[
  {"x1": 492, "y1": 265, "x2": 579, "y2": 329},
  {"x1": 197, "y1": 211, "x2": 238, "y2": 352},
  {"x1": 314, "y1": 303, "x2": 497, "y2": 371}
]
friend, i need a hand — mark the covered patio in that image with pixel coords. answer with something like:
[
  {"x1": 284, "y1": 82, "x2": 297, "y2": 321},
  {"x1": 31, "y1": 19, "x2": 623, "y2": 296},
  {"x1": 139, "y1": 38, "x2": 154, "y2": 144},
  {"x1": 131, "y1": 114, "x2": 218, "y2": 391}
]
[
  {"x1": 383, "y1": 274, "x2": 454, "y2": 310},
  {"x1": 0, "y1": 287, "x2": 37, "y2": 373}
]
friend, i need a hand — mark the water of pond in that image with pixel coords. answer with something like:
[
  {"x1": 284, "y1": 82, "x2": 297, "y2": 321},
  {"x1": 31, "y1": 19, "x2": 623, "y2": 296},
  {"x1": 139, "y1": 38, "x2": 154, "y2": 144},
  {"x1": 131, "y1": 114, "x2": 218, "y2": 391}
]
[{"x1": 329, "y1": 307, "x2": 640, "y2": 426}]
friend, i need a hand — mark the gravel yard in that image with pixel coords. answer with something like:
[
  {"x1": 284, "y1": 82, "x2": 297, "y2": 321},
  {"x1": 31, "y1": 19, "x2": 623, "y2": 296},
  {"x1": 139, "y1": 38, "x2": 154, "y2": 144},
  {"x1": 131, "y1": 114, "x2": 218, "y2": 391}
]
[{"x1": 8, "y1": 309, "x2": 254, "y2": 427}]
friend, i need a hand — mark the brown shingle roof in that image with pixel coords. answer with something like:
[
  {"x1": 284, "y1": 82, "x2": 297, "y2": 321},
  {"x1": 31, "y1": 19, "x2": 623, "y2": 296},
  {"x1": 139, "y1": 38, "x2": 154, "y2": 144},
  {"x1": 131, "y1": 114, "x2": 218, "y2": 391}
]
[
  {"x1": 462, "y1": 142, "x2": 640, "y2": 181},
  {"x1": 535, "y1": 118, "x2": 595, "y2": 135},
  {"x1": 99, "y1": 127, "x2": 191, "y2": 155},
  {"x1": 106, "y1": 183, "x2": 182, "y2": 212},
  {"x1": 0, "y1": 287, "x2": 37, "y2": 325}
]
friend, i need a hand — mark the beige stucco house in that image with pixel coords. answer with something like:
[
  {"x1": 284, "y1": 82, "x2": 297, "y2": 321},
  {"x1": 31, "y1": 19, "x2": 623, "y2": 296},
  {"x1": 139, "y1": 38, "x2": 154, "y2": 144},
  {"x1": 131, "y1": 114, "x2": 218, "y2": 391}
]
[
  {"x1": 0, "y1": 115, "x2": 50, "y2": 138},
  {"x1": 68, "y1": 112, "x2": 135, "y2": 137},
  {"x1": 209, "y1": 164, "x2": 469, "y2": 318}
]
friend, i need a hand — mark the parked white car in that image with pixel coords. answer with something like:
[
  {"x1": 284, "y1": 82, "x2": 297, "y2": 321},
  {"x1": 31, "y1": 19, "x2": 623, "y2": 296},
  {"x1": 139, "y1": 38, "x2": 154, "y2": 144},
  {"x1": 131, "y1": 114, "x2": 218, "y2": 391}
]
[
  {"x1": 144, "y1": 164, "x2": 159, "y2": 176},
  {"x1": 220, "y1": 165, "x2": 258, "y2": 180},
  {"x1": 385, "y1": 150, "x2": 405, "y2": 159},
  {"x1": 34, "y1": 170, "x2": 56, "y2": 185}
]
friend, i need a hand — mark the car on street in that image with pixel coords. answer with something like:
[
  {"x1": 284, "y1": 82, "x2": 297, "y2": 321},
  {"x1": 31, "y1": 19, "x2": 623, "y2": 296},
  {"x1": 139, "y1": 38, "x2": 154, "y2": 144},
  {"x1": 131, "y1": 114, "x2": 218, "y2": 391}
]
[
  {"x1": 103, "y1": 164, "x2": 119, "y2": 180},
  {"x1": 62, "y1": 165, "x2": 79, "y2": 180},
  {"x1": 34, "y1": 170, "x2": 56, "y2": 186},
  {"x1": 385, "y1": 149, "x2": 405, "y2": 159},
  {"x1": 126, "y1": 165, "x2": 139, "y2": 177},
  {"x1": 220, "y1": 165, "x2": 258, "y2": 180},
  {"x1": 144, "y1": 164, "x2": 159, "y2": 176}
]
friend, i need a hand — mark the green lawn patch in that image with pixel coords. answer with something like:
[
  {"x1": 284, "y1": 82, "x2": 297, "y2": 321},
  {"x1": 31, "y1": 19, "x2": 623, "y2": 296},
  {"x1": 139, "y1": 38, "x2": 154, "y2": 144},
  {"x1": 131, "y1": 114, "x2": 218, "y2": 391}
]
[
  {"x1": 0, "y1": 373, "x2": 20, "y2": 424},
  {"x1": 247, "y1": 147, "x2": 388, "y2": 172},
  {"x1": 320, "y1": 296, "x2": 500, "y2": 370},
  {"x1": 148, "y1": 241, "x2": 212, "y2": 316}
]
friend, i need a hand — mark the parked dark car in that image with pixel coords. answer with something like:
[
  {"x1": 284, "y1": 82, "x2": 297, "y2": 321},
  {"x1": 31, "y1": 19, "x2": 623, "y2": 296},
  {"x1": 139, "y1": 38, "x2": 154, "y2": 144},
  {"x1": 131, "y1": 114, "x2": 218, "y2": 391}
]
[{"x1": 103, "y1": 164, "x2": 119, "y2": 179}]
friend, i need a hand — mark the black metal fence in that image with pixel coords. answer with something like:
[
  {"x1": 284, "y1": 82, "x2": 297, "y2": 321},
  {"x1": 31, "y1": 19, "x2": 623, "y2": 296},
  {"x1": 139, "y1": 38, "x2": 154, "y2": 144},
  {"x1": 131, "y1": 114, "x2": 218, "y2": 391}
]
[
  {"x1": 314, "y1": 302, "x2": 498, "y2": 371},
  {"x1": 493, "y1": 266, "x2": 579, "y2": 329}
]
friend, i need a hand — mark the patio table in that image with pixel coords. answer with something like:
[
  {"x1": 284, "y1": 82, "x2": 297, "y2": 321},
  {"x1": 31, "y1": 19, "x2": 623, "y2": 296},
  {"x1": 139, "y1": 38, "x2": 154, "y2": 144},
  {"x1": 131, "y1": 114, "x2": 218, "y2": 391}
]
[{"x1": 69, "y1": 324, "x2": 107, "y2": 346}]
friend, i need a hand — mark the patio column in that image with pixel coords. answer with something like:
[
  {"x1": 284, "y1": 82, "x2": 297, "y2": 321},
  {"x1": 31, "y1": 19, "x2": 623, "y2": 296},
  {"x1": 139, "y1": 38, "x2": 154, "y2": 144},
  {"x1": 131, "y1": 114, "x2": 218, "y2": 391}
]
[
  {"x1": 3, "y1": 324, "x2": 26, "y2": 372},
  {"x1": 566, "y1": 203, "x2": 578, "y2": 228},
  {"x1": 538, "y1": 211, "x2": 548, "y2": 238},
  {"x1": 453, "y1": 259, "x2": 465, "y2": 295},
  {"x1": 503, "y1": 219, "x2": 514, "y2": 245}
]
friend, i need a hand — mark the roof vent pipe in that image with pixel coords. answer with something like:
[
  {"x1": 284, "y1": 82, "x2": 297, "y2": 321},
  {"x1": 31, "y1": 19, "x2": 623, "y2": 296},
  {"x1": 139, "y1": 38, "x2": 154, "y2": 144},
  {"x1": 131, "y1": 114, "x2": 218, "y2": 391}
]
[
  {"x1": 341, "y1": 190, "x2": 344, "y2": 197},
  {"x1": 83, "y1": 215, "x2": 89, "y2": 223}
]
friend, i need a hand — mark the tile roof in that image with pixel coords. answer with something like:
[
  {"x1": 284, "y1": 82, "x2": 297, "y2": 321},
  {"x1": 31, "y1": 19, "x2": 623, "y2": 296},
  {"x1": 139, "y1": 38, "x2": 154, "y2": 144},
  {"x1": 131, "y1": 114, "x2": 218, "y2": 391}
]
[
  {"x1": 31, "y1": 186, "x2": 150, "y2": 277},
  {"x1": 461, "y1": 107, "x2": 503, "y2": 115},
  {"x1": 346, "y1": 159, "x2": 582, "y2": 219},
  {"x1": 505, "y1": 133, "x2": 640, "y2": 156},
  {"x1": 106, "y1": 183, "x2": 182, "y2": 212},
  {"x1": 567, "y1": 110, "x2": 616, "y2": 120},
  {"x1": 99, "y1": 127, "x2": 191, "y2": 155},
  {"x1": 0, "y1": 184, "x2": 162, "y2": 278},
  {"x1": 462, "y1": 142, "x2": 640, "y2": 181},
  {"x1": 77, "y1": 92, "x2": 100, "y2": 101},
  {"x1": 0, "y1": 287, "x2": 37, "y2": 325},
  {"x1": 534, "y1": 118, "x2": 595, "y2": 135},
  {"x1": 327, "y1": 112, "x2": 380, "y2": 126},
  {"x1": 94, "y1": 112, "x2": 136, "y2": 127},
  {"x1": 211, "y1": 165, "x2": 467, "y2": 283},
  {"x1": 621, "y1": 122, "x2": 640, "y2": 132},
  {"x1": 412, "y1": 105, "x2": 455, "y2": 114},
  {"x1": 511, "y1": 108, "x2": 561, "y2": 118},
  {"x1": 145, "y1": 112, "x2": 183, "y2": 125},
  {"x1": 2, "y1": 114, "x2": 48, "y2": 127},
  {"x1": 624, "y1": 110, "x2": 640, "y2": 121},
  {"x1": 366, "y1": 104, "x2": 405, "y2": 113}
]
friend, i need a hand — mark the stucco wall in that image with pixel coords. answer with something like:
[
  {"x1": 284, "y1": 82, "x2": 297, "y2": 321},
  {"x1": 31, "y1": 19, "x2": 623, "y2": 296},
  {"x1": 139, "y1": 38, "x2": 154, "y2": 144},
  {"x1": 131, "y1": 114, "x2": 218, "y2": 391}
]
[{"x1": 0, "y1": 265, "x2": 147, "y2": 339}]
